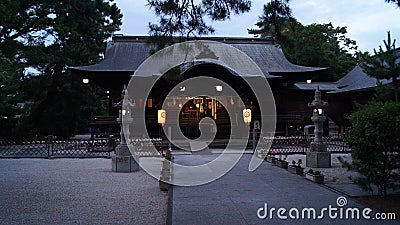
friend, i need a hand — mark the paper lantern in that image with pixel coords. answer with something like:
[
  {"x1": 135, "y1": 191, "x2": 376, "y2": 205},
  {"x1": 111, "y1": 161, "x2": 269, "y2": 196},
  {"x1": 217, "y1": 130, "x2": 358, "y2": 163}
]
[
  {"x1": 158, "y1": 109, "x2": 166, "y2": 125},
  {"x1": 243, "y1": 109, "x2": 251, "y2": 124}
]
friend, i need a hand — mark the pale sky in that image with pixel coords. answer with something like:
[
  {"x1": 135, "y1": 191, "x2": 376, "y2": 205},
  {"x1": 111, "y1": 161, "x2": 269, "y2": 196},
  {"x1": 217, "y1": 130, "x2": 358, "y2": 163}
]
[{"x1": 113, "y1": 0, "x2": 400, "y2": 52}]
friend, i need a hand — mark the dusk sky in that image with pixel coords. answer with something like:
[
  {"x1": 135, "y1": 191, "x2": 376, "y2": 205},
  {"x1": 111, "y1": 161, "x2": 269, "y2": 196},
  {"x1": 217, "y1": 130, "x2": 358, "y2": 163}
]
[{"x1": 114, "y1": 0, "x2": 400, "y2": 52}]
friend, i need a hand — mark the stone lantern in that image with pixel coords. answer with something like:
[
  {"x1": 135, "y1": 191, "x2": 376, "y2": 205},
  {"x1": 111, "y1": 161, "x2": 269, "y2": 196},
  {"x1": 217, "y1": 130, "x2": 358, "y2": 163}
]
[
  {"x1": 112, "y1": 85, "x2": 139, "y2": 172},
  {"x1": 306, "y1": 86, "x2": 331, "y2": 168}
]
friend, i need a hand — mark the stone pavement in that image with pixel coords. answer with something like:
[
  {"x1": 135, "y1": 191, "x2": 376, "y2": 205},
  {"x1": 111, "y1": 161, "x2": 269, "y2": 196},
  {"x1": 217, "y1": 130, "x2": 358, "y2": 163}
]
[
  {"x1": 1, "y1": 156, "x2": 398, "y2": 225},
  {"x1": 0, "y1": 158, "x2": 167, "y2": 225},
  {"x1": 172, "y1": 154, "x2": 398, "y2": 225}
]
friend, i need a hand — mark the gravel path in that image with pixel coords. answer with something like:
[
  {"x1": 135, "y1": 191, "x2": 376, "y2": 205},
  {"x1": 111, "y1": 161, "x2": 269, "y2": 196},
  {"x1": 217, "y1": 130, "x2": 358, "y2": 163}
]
[{"x1": 0, "y1": 158, "x2": 168, "y2": 225}]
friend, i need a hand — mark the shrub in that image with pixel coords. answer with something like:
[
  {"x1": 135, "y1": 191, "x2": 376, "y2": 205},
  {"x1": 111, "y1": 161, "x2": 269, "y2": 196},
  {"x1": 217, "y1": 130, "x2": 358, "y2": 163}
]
[{"x1": 343, "y1": 102, "x2": 400, "y2": 196}]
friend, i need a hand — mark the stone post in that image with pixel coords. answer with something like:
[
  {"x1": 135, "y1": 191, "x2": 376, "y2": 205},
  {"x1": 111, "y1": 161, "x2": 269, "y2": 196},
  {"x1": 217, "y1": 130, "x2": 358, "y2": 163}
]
[
  {"x1": 306, "y1": 86, "x2": 331, "y2": 168},
  {"x1": 112, "y1": 85, "x2": 140, "y2": 172}
]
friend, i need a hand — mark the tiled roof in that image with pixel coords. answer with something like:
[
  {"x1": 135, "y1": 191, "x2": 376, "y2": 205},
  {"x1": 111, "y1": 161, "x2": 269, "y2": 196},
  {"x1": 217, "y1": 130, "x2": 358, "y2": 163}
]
[
  {"x1": 329, "y1": 49, "x2": 400, "y2": 94},
  {"x1": 328, "y1": 66, "x2": 391, "y2": 94},
  {"x1": 70, "y1": 40, "x2": 149, "y2": 72},
  {"x1": 70, "y1": 36, "x2": 325, "y2": 78},
  {"x1": 229, "y1": 43, "x2": 325, "y2": 74}
]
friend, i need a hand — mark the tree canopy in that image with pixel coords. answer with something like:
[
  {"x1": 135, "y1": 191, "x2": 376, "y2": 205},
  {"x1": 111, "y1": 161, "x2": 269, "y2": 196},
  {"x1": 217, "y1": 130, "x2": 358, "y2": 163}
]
[
  {"x1": 360, "y1": 32, "x2": 400, "y2": 103},
  {"x1": 248, "y1": 0, "x2": 292, "y2": 44},
  {"x1": 249, "y1": 2, "x2": 357, "y2": 80},
  {"x1": 148, "y1": 0, "x2": 251, "y2": 37},
  {"x1": 283, "y1": 21, "x2": 357, "y2": 80},
  {"x1": 0, "y1": 0, "x2": 122, "y2": 137},
  {"x1": 147, "y1": 0, "x2": 251, "y2": 50},
  {"x1": 385, "y1": 0, "x2": 400, "y2": 7}
]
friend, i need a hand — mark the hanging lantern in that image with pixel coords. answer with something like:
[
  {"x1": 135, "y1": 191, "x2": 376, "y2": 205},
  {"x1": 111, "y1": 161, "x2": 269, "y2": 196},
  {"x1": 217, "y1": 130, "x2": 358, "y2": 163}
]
[
  {"x1": 158, "y1": 109, "x2": 166, "y2": 125},
  {"x1": 243, "y1": 108, "x2": 251, "y2": 124},
  {"x1": 147, "y1": 98, "x2": 153, "y2": 108}
]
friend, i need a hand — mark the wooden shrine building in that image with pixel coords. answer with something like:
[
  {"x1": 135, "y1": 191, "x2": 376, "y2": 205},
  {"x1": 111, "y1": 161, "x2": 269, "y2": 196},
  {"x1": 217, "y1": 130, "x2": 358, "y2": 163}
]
[{"x1": 70, "y1": 35, "x2": 396, "y2": 139}]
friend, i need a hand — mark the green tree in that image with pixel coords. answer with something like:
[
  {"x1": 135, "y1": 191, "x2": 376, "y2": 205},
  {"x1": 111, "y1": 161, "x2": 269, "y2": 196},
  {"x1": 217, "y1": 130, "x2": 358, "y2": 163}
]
[
  {"x1": 284, "y1": 22, "x2": 357, "y2": 80},
  {"x1": 0, "y1": 1, "x2": 48, "y2": 136},
  {"x1": 147, "y1": 0, "x2": 251, "y2": 50},
  {"x1": 0, "y1": 0, "x2": 122, "y2": 137},
  {"x1": 248, "y1": 0, "x2": 293, "y2": 44},
  {"x1": 373, "y1": 81, "x2": 394, "y2": 102},
  {"x1": 0, "y1": 53, "x2": 25, "y2": 137},
  {"x1": 342, "y1": 102, "x2": 400, "y2": 196},
  {"x1": 249, "y1": 2, "x2": 357, "y2": 80},
  {"x1": 360, "y1": 31, "x2": 400, "y2": 103},
  {"x1": 0, "y1": 0, "x2": 54, "y2": 46}
]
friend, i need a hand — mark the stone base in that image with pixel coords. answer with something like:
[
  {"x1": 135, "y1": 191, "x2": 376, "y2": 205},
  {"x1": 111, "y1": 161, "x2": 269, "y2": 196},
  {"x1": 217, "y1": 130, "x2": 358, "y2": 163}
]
[
  {"x1": 159, "y1": 179, "x2": 171, "y2": 192},
  {"x1": 306, "y1": 151, "x2": 331, "y2": 168},
  {"x1": 112, "y1": 144, "x2": 140, "y2": 172},
  {"x1": 310, "y1": 142, "x2": 327, "y2": 152},
  {"x1": 112, "y1": 155, "x2": 140, "y2": 172}
]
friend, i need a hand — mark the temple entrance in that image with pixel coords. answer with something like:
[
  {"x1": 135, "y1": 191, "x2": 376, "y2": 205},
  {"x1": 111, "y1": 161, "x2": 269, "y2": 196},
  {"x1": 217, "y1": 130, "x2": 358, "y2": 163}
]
[
  {"x1": 142, "y1": 62, "x2": 261, "y2": 140},
  {"x1": 179, "y1": 97, "x2": 215, "y2": 123},
  {"x1": 163, "y1": 96, "x2": 231, "y2": 139}
]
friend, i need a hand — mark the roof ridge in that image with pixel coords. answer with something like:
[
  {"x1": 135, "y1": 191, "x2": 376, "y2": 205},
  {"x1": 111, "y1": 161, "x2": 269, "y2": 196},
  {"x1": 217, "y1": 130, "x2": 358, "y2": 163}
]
[{"x1": 110, "y1": 35, "x2": 274, "y2": 44}]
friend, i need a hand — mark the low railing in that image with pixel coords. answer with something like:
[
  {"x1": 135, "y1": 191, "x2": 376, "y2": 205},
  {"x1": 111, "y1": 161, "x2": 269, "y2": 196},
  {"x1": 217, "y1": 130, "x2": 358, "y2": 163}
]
[
  {"x1": 0, "y1": 137, "x2": 164, "y2": 158},
  {"x1": 129, "y1": 138, "x2": 164, "y2": 157},
  {"x1": 0, "y1": 138, "x2": 113, "y2": 158},
  {"x1": 0, "y1": 134, "x2": 349, "y2": 158},
  {"x1": 257, "y1": 134, "x2": 350, "y2": 155}
]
